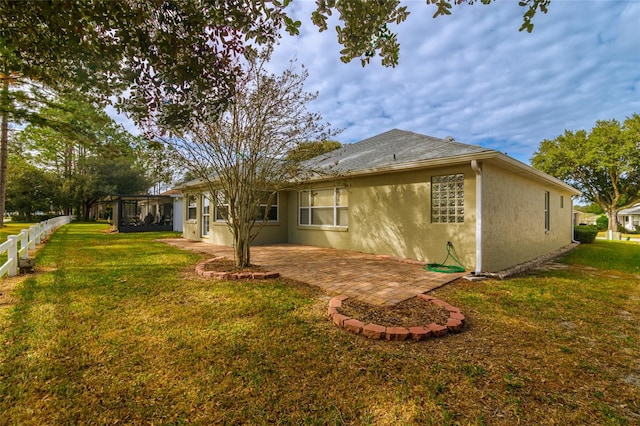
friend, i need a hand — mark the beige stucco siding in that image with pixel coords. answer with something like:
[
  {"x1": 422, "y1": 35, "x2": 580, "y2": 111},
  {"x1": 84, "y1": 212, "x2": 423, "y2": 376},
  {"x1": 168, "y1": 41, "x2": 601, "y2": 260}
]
[
  {"x1": 481, "y1": 162, "x2": 574, "y2": 271},
  {"x1": 286, "y1": 165, "x2": 478, "y2": 269},
  {"x1": 182, "y1": 191, "x2": 288, "y2": 245}
]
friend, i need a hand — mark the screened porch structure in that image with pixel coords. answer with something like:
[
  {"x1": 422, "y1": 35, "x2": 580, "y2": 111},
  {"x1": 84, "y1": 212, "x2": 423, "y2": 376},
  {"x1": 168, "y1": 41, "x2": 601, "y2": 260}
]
[{"x1": 111, "y1": 195, "x2": 174, "y2": 233}]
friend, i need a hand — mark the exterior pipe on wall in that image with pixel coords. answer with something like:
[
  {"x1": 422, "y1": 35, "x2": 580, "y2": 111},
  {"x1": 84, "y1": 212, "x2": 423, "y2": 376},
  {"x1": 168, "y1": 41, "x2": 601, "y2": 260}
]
[{"x1": 471, "y1": 160, "x2": 482, "y2": 274}]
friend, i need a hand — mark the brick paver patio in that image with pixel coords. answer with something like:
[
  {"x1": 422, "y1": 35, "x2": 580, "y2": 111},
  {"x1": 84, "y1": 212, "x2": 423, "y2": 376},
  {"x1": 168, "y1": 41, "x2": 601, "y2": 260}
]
[{"x1": 161, "y1": 240, "x2": 466, "y2": 306}]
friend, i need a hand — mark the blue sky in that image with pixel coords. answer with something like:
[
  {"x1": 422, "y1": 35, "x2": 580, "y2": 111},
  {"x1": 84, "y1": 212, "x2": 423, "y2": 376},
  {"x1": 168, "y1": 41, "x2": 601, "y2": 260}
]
[
  {"x1": 108, "y1": 0, "x2": 640, "y2": 165},
  {"x1": 265, "y1": 0, "x2": 640, "y2": 164}
]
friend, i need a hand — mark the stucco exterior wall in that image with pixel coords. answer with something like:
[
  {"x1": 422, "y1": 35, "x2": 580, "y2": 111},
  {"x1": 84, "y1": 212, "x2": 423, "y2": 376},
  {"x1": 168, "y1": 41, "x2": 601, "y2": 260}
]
[
  {"x1": 286, "y1": 165, "x2": 478, "y2": 269},
  {"x1": 182, "y1": 191, "x2": 288, "y2": 246},
  {"x1": 481, "y1": 162, "x2": 574, "y2": 271}
]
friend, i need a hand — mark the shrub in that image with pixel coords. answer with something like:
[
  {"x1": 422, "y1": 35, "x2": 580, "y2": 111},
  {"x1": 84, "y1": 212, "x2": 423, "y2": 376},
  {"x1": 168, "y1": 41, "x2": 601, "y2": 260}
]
[
  {"x1": 574, "y1": 225, "x2": 599, "y2": 243},
  {"x1": 595, "y1": 215, "x2": 608, "y2": 231},
  {"x1": 10, "y1": 213, "x2": 62, "y2": 223}
]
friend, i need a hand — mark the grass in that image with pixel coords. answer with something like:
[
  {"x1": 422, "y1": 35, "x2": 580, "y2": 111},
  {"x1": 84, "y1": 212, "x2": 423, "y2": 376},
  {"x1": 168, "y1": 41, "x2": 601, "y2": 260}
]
[
  {"x1": 598, "y1": 231, "x2": 639, "y2": 241},
  {"x1": 1, "y1": 224, "x2": 639, "y2": 424},
  {"x1": 0, "y1": 222, "x2": 35, "y2": 243}
]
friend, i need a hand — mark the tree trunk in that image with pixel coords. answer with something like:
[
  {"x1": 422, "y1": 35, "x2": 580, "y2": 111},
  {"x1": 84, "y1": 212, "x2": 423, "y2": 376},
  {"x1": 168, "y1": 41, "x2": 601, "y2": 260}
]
[
  {"x1": 0, "y1": 78, "x2": 9, "y2": 227},
  {"x1": 233, "y1": 226, "x2": 251, "y2": 268},
  {"x1": 607, "y1": 208, "x2": 618, "y2": 232}
]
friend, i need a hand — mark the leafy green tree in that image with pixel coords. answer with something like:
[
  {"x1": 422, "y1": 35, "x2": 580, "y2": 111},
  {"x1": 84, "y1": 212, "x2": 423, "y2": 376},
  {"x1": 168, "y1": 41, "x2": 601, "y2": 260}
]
[
  {"x1": 68, "y1": 155, "x2": 150, "y2": 221},
  {"x1": 596, "y1": 215, "x2": 608, "y2": 231},
  {"x1": 286, "y1": 140, "x2": 342, "y2": 163},
  {"x1": 311, "y1": 0, "x2": 550, "y2": 67},
  {"x1": 0, "y1": 0, "x2": 297, "y2": 224},
  {"x1": 531, "y1": 114, "x2": 640, "y2": 232},
  {"x1": 5, "y1": 155, "x2": 56, "y2": 221},
  {"x1": 575, "y1": 202, "x2": 605, "y2": 215},
  {"x1": 16, "y1": 97, "x2": 152, "y2": 218}
]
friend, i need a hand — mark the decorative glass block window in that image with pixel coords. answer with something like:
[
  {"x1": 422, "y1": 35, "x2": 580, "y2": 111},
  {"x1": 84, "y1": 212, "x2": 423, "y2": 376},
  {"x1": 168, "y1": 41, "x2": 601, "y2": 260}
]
[
  {"x1": 299, "y1": 188, "x2": 348, "y2": 227},
  {"x1": 187, "y1": 195, "x2": 197, "y2": 220},
  {"x1": 431, "y1": 174, "x2": 465, "y2": 223}
]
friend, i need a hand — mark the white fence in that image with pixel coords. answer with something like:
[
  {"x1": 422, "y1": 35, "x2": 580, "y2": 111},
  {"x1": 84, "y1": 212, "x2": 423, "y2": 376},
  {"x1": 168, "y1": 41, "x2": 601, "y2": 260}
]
[{"x1": 0, "y1": 216, "x2": 73, "y2": 278}]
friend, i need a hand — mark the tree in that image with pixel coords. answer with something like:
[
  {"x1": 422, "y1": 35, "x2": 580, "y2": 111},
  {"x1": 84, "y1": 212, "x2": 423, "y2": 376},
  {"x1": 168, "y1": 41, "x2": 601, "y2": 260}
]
[
  {"x1": 311, "y1": 0, "x2": 550, "y2": 67},
  {"x1": 286, "y1": 140, "x2": 342, "y2": 163},
  {"x1": 574, "y1": 202, "x2": 605, "y2": 215},
  {"x1": 5, "y1": 155, "x2": 56, "y2": 221},
  {"x1": 1, "y1": 0, "x2": 298, "y2": 224},
  {"x1": 165, "y1": 51, "x2": 334, "y2": 267},
  {"x1": 68, "y1": 155, "x2": 150, "y2": 221},
  {"x1": 531, "y1": 114, "x2": 640, "y2": 232},
  {"x1": 16, "y1": 97, "x2": 152, "y2": 218}
]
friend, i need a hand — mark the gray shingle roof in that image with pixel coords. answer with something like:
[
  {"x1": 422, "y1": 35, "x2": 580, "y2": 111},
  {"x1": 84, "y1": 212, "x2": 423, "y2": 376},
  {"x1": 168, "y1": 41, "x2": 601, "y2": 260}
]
[
  {"x1": 306, "y1": 129, "x2": 494, "y2": 173},
  {"x1": 619, "y1": 203, "x2": 640, "y2": 215}
]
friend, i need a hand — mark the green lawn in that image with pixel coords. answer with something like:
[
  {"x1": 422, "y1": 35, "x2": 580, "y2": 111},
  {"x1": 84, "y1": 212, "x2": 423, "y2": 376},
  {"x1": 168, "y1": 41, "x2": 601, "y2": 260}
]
[
  {"x1": 0, "y1": 222, "x2": 35, "y2": 243},
  {"x1": 1, "y1": 224, "x2": 638, "y2": 424}
]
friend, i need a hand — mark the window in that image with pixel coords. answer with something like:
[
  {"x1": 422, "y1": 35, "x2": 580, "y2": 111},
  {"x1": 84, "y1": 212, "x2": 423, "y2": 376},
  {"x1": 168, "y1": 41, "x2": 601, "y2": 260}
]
[
  {"x1": 560, "y1": 195, "x2": 564, "y2": 209},
  {"x1": 256, "y1": 192, "x2": 279, "y2": 222},
  {"x1": 187, "y1": 195, "x2": 197, "y2": 221},
  {"x1": 201, "y1": 193, "x2": 210, "y2": 237},
  {"x1": 299, "y1": 188, "x2": 348, "y2": 227},
  {"x1": 214, "y1": 191, "x2": 228, "y2": 222},
  {"x1": 431, "y1": 174, "x2": 464, "y2": 223},
  {"x1": 214, "y1": 191, "x2": 279, "y2": 223},
  {"x1": 544, "y1": 191, "x2": 550, "y2": 231}
]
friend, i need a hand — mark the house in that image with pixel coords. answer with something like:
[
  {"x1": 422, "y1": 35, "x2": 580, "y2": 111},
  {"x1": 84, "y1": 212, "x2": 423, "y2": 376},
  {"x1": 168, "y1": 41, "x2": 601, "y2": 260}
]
[
  {"x1": 179, "y1": 129, "x2": 580, "y2": 273},
  {"x1": 618, "y1": 203, "x2": 640, "y2": 231},
  {"x1": 160, "y1": 189, "x2": 184, "y2": 232},
  {"x1": 573, "y1": 210, "x2": 599, "y2": 226}
]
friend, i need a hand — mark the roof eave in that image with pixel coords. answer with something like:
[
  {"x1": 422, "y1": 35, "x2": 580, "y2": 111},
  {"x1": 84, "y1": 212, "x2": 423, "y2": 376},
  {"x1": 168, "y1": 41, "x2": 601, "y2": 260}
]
[{"x1": 306, "y1": 151, "x2": 581, "y2": 196}]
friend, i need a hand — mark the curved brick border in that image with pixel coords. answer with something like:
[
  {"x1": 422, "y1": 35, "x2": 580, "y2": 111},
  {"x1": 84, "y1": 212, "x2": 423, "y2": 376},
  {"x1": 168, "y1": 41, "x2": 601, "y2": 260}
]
[
  {"x1": 328, "y1": 294, "x2": 465, "y2": 341},
  {"x1": 195, "y1": 257, "x2": 280, "y2": 280}
]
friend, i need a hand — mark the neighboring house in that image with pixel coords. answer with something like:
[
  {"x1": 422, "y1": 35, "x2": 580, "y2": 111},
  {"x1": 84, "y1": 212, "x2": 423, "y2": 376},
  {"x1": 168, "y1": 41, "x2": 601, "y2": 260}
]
[
  {"x1": 573, "y1": 211, "x2": 599, "y2": 226},
  {"x1": 618, "y1": 203, "x2": 640, "y2": 231},
  {"x1": 179, "y1": 129, "x2": 580, "y2": 273}
]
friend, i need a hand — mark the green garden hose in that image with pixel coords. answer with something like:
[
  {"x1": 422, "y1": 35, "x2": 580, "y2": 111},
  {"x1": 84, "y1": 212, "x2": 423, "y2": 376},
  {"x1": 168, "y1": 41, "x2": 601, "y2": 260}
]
[{"x1": 424, "y1": 242, "x2": 465, "y2": 273}]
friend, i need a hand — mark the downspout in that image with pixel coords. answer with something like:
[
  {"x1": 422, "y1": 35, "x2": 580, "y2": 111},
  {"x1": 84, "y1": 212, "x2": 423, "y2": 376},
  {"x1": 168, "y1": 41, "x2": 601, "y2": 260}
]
[{"x1": 471, "y1": 160, "x2": 482, "y2": 274}]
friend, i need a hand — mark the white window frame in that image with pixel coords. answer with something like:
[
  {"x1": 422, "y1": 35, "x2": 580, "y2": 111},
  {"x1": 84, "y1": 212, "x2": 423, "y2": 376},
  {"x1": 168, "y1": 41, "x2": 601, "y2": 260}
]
[
  {"x1": 257, "y1": 192, "x2": 279, "y2": 223},
  {"x1": 201, "y1": 193, "x2": 211, "y2": 237},
  {"x1": 214, "y1": 191, "x2": 279, "y2": 223},
  {"x1": 298, "y1": 188, "x2": 348, "y2": 227},
  {"x1": 544, "y1": 191, "x2": 550, "y2": 232},
  {"x1": 187, "y1": 195, "x2": 197, "y2": 221},
  {"x1": 214, "y1": 191, "x2": 228, "y2": 222}
]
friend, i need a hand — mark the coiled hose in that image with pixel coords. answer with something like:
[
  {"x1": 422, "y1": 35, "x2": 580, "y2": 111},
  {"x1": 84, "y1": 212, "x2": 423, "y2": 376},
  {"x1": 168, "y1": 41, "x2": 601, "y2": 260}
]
[{"x1": 424, "y1": 241, "x2": 465, "y2": 273}]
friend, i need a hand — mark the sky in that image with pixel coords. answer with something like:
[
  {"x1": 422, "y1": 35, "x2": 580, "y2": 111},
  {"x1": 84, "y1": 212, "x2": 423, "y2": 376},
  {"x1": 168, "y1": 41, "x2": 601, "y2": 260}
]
[
  {"x1": 110, "y1": 0, "x2": 640, "y2": 165},
  {"x1": 266, "y1": 0, "x2": 640, "y2": 164}
]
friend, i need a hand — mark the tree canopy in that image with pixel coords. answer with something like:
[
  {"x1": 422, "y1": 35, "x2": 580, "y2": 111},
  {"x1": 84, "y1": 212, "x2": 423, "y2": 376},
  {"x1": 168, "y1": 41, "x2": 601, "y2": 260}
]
[
  {"x1": 531, "y1": 114, "x2": 640, "y2": 231},
  {"x1": 13, "y1": 97, "x2": 152, "y2": 219},
  {"x1": 286, "y1": 140, "x2": 342, "y2": 163},
  {"x1": 312, "y1": 0, "x2": 550, "y2": 67}
]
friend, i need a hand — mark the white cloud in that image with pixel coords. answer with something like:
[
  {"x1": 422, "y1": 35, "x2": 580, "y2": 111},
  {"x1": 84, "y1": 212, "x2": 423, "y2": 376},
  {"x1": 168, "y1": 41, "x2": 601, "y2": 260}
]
[
  {"x1": 268, "y1": 0, "x2": 640, "y2": 163},
  {"x1": 106, "y1": 1, "x2": 640, "y2": 164}
]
